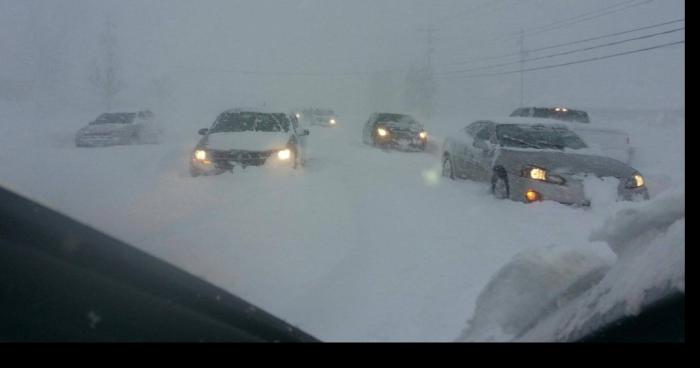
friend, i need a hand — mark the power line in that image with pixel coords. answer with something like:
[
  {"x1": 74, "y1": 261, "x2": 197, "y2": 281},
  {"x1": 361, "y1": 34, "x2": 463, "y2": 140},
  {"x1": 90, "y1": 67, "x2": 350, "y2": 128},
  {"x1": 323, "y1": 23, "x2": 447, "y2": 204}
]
[
  {"x1": 438, "y1": 18, "x2": 684, "y2": 67},
  {"x1": 526, "y1": 17, "x2": 683, "y2": 53},
  {"x1": 446, "y1": 0, "x2": 654, "y2": 49},
  {"x1": 519, "y1": 0, "x2": 655, "y2": 38},
  {"x1": 440, "y1": 27, "x2": 684, "y2": 75},
  {"x1": 440, "y1": 40, "x2": 683, "y2": 79}
]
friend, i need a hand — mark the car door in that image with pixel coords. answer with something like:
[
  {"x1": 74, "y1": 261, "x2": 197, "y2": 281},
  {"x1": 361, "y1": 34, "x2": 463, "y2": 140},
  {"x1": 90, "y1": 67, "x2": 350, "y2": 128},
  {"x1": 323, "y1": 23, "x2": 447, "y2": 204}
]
[
  {"x1": 468, "y1": 123, "x2": 496, "y2": 181},
  {"x1": 453, "y1": 121, "x2": 487, "y2": 179}
]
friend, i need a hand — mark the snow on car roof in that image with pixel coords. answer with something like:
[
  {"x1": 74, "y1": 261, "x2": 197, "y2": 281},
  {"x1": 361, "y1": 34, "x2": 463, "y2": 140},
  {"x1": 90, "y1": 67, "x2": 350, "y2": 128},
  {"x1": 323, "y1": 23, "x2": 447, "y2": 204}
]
[
  {"x1": 478, "y1": 116, "x2": 575, "y2": 128},
  {"x1": 223, "y1": 107, "x2": 289, "y2": 115}
]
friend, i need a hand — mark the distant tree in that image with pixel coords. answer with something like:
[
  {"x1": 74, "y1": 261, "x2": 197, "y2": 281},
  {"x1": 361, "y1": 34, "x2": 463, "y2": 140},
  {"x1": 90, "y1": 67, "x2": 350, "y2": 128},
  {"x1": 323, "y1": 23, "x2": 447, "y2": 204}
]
[{"x1": 89, "y1": 20, "x2": 124, "y2": 111}]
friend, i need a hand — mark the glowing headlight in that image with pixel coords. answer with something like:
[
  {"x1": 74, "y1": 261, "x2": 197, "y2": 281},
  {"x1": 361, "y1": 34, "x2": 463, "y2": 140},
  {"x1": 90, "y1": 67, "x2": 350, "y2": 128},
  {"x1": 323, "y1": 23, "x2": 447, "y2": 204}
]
[
  {"x1": 529, "y1": 167, "x2": 547, "y2": 181},
  {"x1": 627, "y1": 174, "x2": 645, "y2": 188},
  {"x1": 330, "y1": 119, "x2": 336, "y2": 124},
  {"x1": 419, "y1": 131, "x2": 428, "y2": 139},
  {"x1": 277, "y1": 149, "x2": 291, "y2": 160},
  {"x1": 523, "y1": 166, "x2": 565, "y2": 185},
  {"x1": 295, "y1": 113, "x2": 301, "y2": 119},
  {"x1": 194, "y1": 149, "x2": 207, "y2": 161},
  {"x1": 377, "y1": 128, "x2": 388, "y2": 137}
]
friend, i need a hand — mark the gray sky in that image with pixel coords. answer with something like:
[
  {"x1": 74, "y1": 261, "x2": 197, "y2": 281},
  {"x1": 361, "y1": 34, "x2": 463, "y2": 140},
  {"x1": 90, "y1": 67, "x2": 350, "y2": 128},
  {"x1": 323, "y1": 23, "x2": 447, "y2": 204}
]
[{"x1": 0, "y1": 0, "x2": 685, "y2": 117}]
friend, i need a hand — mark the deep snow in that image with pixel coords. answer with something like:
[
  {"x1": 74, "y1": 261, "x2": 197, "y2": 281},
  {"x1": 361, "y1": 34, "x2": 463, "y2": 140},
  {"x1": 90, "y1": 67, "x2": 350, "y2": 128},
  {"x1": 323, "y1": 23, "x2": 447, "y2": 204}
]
[{"x1": 0, "y1": 102, "x2": 685, "y2": 341}]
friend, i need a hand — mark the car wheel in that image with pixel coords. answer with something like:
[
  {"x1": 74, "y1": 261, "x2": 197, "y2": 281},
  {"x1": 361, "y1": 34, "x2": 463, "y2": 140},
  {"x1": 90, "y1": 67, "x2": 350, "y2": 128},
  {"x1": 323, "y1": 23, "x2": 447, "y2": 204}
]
[
  {"x1": 492, "y1": 171, "x2": 510, "y2": 200},
  {"x1": 442, "y1": 155, "x2": 455, "y2": 180}
]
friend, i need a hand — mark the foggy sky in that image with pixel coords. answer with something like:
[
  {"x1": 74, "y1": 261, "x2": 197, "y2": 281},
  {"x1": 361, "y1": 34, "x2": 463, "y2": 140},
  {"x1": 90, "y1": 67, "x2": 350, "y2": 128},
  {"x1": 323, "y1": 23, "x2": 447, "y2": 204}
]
[{"x1": 0, "y1": 0, "x2": 685, "y2": 117}]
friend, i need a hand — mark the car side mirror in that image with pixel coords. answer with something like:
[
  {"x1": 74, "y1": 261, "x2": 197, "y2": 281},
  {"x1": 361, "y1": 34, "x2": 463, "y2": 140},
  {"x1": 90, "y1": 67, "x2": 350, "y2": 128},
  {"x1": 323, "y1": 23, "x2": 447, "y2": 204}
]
[{"x1": 198, "y1": 128, "x2": 209, "y2": 136}]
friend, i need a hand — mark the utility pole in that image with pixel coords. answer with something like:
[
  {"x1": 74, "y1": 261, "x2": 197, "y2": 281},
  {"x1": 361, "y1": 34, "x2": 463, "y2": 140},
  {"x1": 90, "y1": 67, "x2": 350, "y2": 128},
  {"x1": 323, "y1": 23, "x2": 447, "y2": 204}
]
[
  {"x1": 418, "y1": 26, "x2": 438, "y2": 120},
  {"x1": 518, "y1": 29, "x2": 526, "y2": 107}
]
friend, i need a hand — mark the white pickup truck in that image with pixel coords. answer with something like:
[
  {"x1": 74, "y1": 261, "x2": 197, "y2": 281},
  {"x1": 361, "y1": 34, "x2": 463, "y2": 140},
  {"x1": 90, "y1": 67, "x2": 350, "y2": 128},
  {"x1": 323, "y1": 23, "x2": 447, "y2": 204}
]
[{"x1": 510, "y1": 107, "x2": 634, "y2": 164}]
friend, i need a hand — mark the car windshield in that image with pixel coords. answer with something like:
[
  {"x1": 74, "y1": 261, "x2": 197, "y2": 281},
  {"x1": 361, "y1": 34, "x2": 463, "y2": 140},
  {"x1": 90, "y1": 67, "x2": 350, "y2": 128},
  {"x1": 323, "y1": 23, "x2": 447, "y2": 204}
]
[
  {"x1": 91, "y1": 113, "x2": 136, "y2": 125},
  {"x1": 377, "y1": 114, "x2": 420, "y2": 127},
  {"x1": 210, "y1": 112, "x2": 288, "y2": 133},
  {"x1": 0, "y1": 0, "x2": 684, "y2": 342},
  {"x1": 497, "y1": 124, "x2": 588, "y2": 150}
]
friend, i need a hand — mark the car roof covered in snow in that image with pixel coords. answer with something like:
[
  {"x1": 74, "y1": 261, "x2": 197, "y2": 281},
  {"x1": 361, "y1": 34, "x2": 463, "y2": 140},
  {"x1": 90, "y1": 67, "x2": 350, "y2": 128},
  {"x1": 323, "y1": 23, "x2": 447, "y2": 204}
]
[
  {"x1": 475, "y1": 116, "x2": 576, "y2": 129},
  {"x1": 223, "y1": 107, "x2": 289, "y2": 115}
]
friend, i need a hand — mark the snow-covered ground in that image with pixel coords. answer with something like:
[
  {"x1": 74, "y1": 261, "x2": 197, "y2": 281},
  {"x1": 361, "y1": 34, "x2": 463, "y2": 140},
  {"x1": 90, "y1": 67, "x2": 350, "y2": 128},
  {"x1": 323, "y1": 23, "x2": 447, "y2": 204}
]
[{"x1": 0, "y1": 102, "x2": 684, "y2": 341}]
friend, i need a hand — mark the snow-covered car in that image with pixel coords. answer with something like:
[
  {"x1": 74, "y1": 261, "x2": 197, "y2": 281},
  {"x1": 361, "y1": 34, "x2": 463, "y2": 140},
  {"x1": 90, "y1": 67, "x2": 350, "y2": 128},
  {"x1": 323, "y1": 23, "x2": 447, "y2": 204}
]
[
  {"x1": 295, "y1": 108, "x2": 338, "y2": 127},
  {"x1": 75, "y1": 110, "x2": 159, "y2": 147},
  {"x1": 190, "y1": 109, "x2": 309, "y2": 176},
  {"x1": 441, "y1": 118, "x2": 649, "y2": 205},
  {"x1": 510, "y1": 107, "x2": 634, "y2": 164},
  {"x1": 362, "y1": 113, "x2": 427, "y2": 151}
]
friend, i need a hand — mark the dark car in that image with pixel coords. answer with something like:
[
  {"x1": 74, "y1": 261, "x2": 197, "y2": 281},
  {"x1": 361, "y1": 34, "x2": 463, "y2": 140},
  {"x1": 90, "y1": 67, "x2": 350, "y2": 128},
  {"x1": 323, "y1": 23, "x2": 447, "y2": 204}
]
[
  {"x1": 190, "y1": 108, "x2": 309, "y2": 176},
  {"x1": 510, "y1": 107, "x2": 590, "y2": 123},
  {"x1": 296, "y1": 108, "x2": 338, "y2": 127},
  {"x1": 75, "y1": 110, "x2": 159, "y2": 147},
  {"x1": 362, "y1": 113, "x2": 428, "y2": 151}
]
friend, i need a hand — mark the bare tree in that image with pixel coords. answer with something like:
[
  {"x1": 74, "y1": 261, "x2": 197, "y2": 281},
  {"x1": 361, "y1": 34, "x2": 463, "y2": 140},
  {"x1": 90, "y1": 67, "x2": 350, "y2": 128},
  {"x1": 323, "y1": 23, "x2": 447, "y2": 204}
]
[{"x1": 89, "y1": 20, "x2": 124, "y2": 111}]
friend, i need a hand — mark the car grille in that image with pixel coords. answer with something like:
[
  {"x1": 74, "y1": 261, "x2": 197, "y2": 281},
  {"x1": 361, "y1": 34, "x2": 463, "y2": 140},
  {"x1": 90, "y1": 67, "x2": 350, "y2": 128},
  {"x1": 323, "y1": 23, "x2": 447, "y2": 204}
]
[{"x1": 211, "y1": 150, "x2": 274, "y2": 166}]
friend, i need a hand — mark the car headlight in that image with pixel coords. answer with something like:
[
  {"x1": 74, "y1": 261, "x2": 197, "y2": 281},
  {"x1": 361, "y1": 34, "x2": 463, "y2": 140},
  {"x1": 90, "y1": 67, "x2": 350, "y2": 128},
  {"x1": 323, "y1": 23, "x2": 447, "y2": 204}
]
[
  {"x1": 194, "y1": 149, "x2": 207, "y2": 161},
  {"x1": 277, "y1": 149, "x2": 291, "y2": 160},
  {"x1": 626, "y1": 173, "x2": 645, "y2": 188},
  {"x1": 377, "y1": 128, "x2": 388, "y2": 137},
  {"x1": 295, "y1": 113, "x2": 301, "y2": 119},
  {"x1": 419, "y1": 131, "x2": 428, "y2": 139},
  {"x1": 522, "y1": 166, "x2": 565, "y2": 185},
  {"x1": 527, "y1": 167, "x2": 547, "y2": 181},
  {"x1": 330, "y1": 119, "x2": 336, "y2": 124}
]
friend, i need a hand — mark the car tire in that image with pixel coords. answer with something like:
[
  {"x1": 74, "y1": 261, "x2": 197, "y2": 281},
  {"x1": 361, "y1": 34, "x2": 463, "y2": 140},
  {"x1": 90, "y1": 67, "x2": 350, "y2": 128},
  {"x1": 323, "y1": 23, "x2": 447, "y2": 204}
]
[
  {"x1": 442, "y1": 155, "x2": 455, "y2": 180},
  {"x1": 492, "y1": 170, "x2": 510, "y2": 200}
]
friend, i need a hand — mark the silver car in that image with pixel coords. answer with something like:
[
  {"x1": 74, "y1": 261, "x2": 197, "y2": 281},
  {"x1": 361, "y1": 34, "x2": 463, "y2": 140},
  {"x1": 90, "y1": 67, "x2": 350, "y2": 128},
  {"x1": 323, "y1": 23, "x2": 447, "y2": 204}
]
[
  {"x1": 190, "y1": 108, "x2": 309, "y2": 176},
  {"x1": 441, "y1": 118, "x2": 649, "y2": 206},
  {"x1": 75, "y1": 110, "x2": 159, "y2": 147}
]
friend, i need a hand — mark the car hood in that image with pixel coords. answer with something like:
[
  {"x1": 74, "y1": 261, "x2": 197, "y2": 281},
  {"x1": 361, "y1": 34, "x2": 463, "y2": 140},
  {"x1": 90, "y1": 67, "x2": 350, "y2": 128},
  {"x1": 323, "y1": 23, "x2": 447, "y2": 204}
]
[
  {"x1": 498, "y1": 149, "x2": 637, "y2": 178},
  {"x1": 78, "y1": 124, "x2": 134, "y2": 135},
  {"x1": 205, "y1": 132, "x2": 290, "y2": 152}
]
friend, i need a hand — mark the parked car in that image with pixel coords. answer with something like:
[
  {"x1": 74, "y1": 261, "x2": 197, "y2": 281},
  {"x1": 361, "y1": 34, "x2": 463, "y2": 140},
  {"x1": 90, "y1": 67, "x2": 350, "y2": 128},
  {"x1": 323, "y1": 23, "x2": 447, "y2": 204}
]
[
  {"x1": 362, "y1": 113, "x2": 427, "y2": 151},
  {"x1": 295, "y1": 108, "x2": 338, "y2": 127},
  {"x1": 441, "y1": 118, "x2": 649, "y2": 206},
  {"x1": 510, "y1": 107, "x2": 634, "y2": 164},
  {"x1": 190, "y1": 108, "x2": 309, "y2": 176},
  {"x1": 75, "y1": 110, "x2": 160, "y2": 147}
]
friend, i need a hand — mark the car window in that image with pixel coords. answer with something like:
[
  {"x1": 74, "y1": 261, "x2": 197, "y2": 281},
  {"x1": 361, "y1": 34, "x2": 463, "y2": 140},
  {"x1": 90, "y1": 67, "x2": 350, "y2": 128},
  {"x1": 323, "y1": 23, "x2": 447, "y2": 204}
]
[
  {"x1": 0, "y1": 0, "x2": 684, "y2": 342},
  {"x1": 91, "y1": 113, "x2": 136, "y2": 125}
]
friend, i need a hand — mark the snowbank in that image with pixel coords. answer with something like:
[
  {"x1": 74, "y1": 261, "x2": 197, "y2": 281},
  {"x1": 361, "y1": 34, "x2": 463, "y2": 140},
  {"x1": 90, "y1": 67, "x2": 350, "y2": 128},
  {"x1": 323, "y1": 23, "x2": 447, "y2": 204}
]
[{"x1": 459, "y1": 191, "x2": 685, "y2": 341}]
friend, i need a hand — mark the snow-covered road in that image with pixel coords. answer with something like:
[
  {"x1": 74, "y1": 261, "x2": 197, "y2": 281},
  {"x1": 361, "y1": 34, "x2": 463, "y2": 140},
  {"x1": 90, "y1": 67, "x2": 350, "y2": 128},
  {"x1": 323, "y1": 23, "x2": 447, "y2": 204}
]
[{"x1": 0, "y1": 105, "x2": 684, "y2": 341}]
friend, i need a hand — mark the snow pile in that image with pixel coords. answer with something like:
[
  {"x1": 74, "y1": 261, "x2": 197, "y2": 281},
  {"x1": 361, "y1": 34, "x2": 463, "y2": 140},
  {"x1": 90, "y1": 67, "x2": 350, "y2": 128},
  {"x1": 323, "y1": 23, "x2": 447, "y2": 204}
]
[
  {"x1": 522, "y1": 191, "x2": 685, "y2": 341},
  {"x1": 459, "y1": 190, "x2": 684, "y2": 342},
  {"x1": 582, "y1": 176, "x2": 620, "y2": 208},
  {"x1": 458, "y1": 245, "x2": 613, "y2": 342}
]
